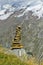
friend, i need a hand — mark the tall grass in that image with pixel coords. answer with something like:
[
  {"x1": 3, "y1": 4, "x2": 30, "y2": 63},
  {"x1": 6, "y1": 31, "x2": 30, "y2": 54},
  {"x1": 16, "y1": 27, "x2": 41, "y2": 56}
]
[
  {"x1": 0, "y1": 52, "x2": 28, "y2": 65},
  {"x1": 0, "y1": 47, "x2": 43, "y2": 65}
]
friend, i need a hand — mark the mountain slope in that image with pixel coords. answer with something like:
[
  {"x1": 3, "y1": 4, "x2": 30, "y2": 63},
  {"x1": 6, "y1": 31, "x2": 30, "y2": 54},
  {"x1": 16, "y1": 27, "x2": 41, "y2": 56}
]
[
  {"x1": 0, "y1": 0, "x2": 43, "y2": 20},
  {"x1": 0, "y1": 11, "x2": 43, "y2": 62}
]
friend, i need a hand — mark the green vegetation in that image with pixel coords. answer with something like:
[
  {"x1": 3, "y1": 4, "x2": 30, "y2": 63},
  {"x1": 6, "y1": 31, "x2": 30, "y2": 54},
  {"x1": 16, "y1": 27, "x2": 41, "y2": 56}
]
[
  {"x1": 0, "y1": 52, "x2": 28, "y2": 65},
  {"x1": 0, "y1": 46, "x2": 43, "y2": 65},
  {"x1": 0, "y1": 46, "x2": 28, "y2": 65}
]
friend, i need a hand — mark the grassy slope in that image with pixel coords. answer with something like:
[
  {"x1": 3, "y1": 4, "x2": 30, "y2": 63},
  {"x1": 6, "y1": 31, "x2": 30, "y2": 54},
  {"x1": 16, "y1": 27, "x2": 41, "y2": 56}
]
[
  {"x1": 0, "y1": 47, "x2": 28, "y2": 65},
  {"x1": 0, "y1": 47, "x2": 43, "y2": 65}
]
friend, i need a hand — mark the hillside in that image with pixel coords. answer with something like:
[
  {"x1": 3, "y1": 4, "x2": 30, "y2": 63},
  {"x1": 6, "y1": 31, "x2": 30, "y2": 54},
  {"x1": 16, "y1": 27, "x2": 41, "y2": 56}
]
[
  {"x1": 0, "y1": 47, "x2": 43, "y2": 65},
  {"x1": 0, "y1": 0, "x2": 43, "y2": 65},
  {"x1": 0, "y1": 47, "x2": 28, "y2": 65},
  {"x1": 0, "y1": 11, "x2": 43, "y2": 62}
]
